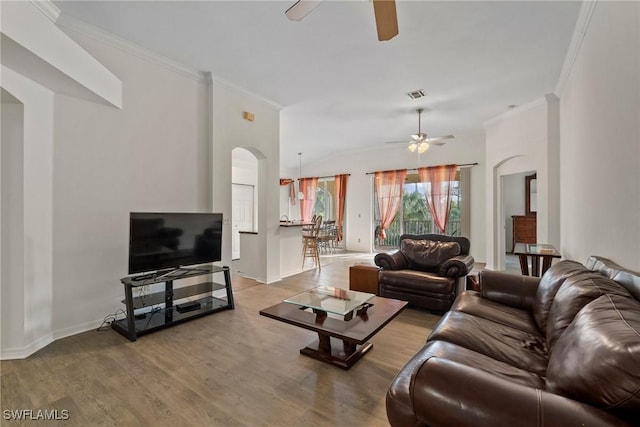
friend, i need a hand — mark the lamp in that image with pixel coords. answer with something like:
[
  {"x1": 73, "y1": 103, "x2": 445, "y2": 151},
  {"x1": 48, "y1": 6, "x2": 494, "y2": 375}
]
[{"x1": 297, "y1": 152, "x2": 304, "y2": 200}]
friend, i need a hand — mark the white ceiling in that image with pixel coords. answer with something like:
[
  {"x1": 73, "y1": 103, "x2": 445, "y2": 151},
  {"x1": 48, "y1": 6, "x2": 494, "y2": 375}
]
[{"x1": 54, "y1": 1, "x2": 582, "y2": 169}]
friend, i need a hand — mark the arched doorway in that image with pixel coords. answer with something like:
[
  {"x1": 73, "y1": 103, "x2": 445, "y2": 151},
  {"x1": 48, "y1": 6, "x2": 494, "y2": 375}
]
[{"x1": 231, "y1": 147, "x2": 258, "y2": 260}]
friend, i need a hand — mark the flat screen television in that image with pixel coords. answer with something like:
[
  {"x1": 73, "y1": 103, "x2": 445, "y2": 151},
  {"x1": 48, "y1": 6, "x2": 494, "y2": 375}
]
[{"x1": 128, "y1": 212, "x2": 223, "y2": 274}]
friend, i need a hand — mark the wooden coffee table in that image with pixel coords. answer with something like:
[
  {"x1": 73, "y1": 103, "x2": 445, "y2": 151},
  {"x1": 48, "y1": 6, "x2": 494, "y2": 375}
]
[{"x1": 259, "y1": 286, "x2": 407, "y2": 369}]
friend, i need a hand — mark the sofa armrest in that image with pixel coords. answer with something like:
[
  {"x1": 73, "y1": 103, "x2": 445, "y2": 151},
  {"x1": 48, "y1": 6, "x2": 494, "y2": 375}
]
[
  {"x1": 439, "y1": 254, "x2": 474, "y2": 278},
  {"x1": 478, "y1": 270, "x2": 540, "y2": 311},
  {"x1": 409, "y1": 357, "x2": 631, "y2": 427},
  {"x1": 374, "y1": 251, "x2": 409, "y2": 271}
]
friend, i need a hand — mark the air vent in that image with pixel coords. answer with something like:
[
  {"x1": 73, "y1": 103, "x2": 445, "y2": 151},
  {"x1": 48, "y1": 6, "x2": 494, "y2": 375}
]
[{"x1": 406, "y1": 89, "x2": 426, "y2": 99}]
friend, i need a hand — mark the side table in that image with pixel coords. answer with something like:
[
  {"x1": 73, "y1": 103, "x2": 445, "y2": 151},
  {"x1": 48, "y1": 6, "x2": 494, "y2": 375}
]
[{"x1": 349, "y1": 264, "x2": 380, "y2": 295}]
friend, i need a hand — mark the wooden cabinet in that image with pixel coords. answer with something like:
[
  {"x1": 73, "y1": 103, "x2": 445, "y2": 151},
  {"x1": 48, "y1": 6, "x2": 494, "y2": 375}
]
[{"x1": 512, "y1": 215, "x2": 536, "y2": 253}]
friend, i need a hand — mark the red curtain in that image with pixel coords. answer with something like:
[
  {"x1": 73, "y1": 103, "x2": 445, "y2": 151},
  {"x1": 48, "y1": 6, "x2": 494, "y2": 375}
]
[
  {"x1": 335, "y1": 174, "x2": 349, "y2": 241},
  {"x1": 298, "y1": 177, "x2": 318, "y2": 222},
  {"x1": 279, "y1": 178, "x2": 296, "y2": 205},
  {"x1": 374, "y1": 169, "x2": 407, "y2": 239},
  {"x1": 418, "y1": 164, "x2": 458, "y2": 234}
]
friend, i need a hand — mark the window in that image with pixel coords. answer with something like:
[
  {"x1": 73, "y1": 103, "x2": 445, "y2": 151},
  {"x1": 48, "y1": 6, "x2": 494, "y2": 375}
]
[
  {"x1": 374, "y1": 171, "x2": 462, "y2": 249},
  {"x1": 313, "y1": 178, "x2": 335, "y2": 220}
]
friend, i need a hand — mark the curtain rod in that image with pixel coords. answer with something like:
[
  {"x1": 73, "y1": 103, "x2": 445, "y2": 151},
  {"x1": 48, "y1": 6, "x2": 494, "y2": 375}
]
[
  {"x1": 365, "y1": 162, "x2": 478, "y2": 175},
  {"x1": 297, "y1": 173, "x2": 351, "y2": 180}
]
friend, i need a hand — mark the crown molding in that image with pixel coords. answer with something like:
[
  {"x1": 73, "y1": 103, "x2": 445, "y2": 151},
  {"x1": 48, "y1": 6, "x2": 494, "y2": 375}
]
[
  {"x1": 554, "y1": 1, "x2": 598, "y2": 96},
  {"x1": 30, "y1": 0, "x2": 61, "y2": 23},
  {"x1": 55, "y1": 13, "x2": 209, "y2": 83},
  {"x1": 212, "y1": 76, "x2": 284, "y2": 111}
]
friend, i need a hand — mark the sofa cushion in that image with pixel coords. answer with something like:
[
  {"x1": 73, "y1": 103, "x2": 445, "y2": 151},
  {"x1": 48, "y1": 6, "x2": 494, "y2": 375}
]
[
  {"x1": 533, "y1": 260, "x2": 595, "y2": 331},
  {"x1": 428, "y1": 310, "x2": 548, "y2": 375},
  {"x1": 379, "y1": 270, "x2": 454, "y2": 294},
  {"x1": 546, "y1": 274, "x2": 632, "y2": 348},
  {"x1": 385, "y1": 340, "x2": 546, "y2": 427},
  {"x1": 546, "y1": 295, "x2": 640, "y2": 421},
  {"x1": 418, "y1": 340, "x2": 545, "y2": 388},
  {"x1": 400, "y1": 239, "x2": 460, "y2": 271},
  {"x1": 452, "y1": 291, "x2": 540, "y2": 335}
]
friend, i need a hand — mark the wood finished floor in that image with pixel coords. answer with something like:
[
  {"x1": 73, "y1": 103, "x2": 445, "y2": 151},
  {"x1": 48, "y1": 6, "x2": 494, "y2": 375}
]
[{"x1": 1, "y1": 253, "x2": 442, "y2": 427}]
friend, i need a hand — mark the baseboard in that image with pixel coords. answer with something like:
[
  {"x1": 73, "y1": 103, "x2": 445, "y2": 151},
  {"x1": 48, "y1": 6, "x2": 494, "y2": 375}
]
[
  {"x1": 0, "y1": 333, "x2": 53, "y2": 360},
  {"x1": 0, "y1": 318, "x2": 108, "y2": 360}
]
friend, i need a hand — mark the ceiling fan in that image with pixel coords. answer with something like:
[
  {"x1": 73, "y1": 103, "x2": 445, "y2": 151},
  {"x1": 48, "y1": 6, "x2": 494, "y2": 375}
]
[
  {"x1": 285, "y1": 0, "x2": 399, "y2": 41},
  {"x1": 386, "y1": 108, "x2": 455, "y2": 153}
]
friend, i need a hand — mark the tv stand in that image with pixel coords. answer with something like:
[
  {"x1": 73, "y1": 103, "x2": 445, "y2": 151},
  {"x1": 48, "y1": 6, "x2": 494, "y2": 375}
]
[{"x1": 112, "y1": 265, "x2": 234, "y2": 341}]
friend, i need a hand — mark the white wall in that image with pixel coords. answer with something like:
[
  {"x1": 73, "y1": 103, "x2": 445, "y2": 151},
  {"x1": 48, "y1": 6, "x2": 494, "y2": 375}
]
[
  {"x1": 484, "y1": 95, "x2": 560, "y2": 270},
  {"x1": 503, "y1": 172, "x2": 530, "y2": 251},
  {"x1": 1, "y1": 2, "x2": 285, "y2": 356},
  {"x1": 1, "y1": 1, "x2": 121, "y2": 107},
  {"x1": 296, "y1": 132, "x2": 487, "y2": 262},
  {"x1": 1, "y1": 97, "x2": 25, "y2": 352},
  {"x1": 559, "y1": 1, "x2": 640, "y2": 267},
  {"x1": 211, "y1": 80, "x2": 281, "y2": 283},
  {"x1": 0, "y1": 67, "x2": 55, "y2": 359},
  {"x1": 52, "y1": 40, "x2": 210, "y2": 336}
]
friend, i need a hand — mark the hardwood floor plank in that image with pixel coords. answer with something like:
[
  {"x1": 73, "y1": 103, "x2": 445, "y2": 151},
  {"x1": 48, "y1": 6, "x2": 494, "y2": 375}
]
[{"x1": 1, "y1": 252, "x2": 440, "y2": 426}]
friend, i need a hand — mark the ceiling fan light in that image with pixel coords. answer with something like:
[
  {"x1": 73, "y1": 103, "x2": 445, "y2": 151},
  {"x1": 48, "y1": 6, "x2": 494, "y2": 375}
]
[
  {"x1": 418, "y1": 142, "x2": 429, "y2": 153},
  {"x1": 408, "y1": 142, "x2": 418, "y2": 152}
]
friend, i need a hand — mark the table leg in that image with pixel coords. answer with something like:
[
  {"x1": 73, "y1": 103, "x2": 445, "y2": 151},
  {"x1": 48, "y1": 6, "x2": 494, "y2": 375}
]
[
  {"x1": 318, "y1": 333, "x2": 331, "y2": 354},
  {"x1": 300, "y1": 332, "x2": 373, "y2": 370},
  {"x1": 518, "y1": 255, "x2": 529, "y2": 276},
  {"x1": 531, "y1": 256, "x2": 540, "y2": 277},
  {"x1": 541, "y1": 256, "x2": 553, "y2": 276},
  {"x1": 312, "y1": 308, "x2": 327, "y2": 324}
]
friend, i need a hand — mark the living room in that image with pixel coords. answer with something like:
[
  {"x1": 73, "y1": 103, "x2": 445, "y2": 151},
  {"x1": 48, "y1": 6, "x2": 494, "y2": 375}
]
[{"x1": 1, "y1": 1, "x2": 639, "y2": 425}]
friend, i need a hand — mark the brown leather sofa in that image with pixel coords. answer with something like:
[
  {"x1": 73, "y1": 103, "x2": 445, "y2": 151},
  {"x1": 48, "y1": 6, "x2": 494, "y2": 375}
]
[
  {"x1": 386, "y1": 256, "x2": 640, "y2": 427},
  {"x1": 374, "y1": 234, "x2": 474, "y2": 312}
]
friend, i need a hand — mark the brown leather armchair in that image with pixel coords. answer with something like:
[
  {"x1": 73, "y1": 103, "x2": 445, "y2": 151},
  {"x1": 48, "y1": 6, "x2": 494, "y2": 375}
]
[{"x1": 374, "y1": 234, "x2": 474, "y2": 312}]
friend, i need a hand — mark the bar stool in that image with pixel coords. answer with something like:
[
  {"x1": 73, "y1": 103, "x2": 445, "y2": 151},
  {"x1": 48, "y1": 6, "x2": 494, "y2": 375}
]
[{"x1": 302, "y1": 215, "x2": 323, "y2": 268}]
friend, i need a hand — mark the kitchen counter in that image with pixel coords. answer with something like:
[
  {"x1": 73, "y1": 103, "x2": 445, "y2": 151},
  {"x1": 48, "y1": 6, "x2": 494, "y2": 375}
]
[
  {"x1": 279, "y1": 221, "x2": 312, "y2": 227},
  {"x1": 279, "y1": 221, "x2": 316, "y2": 277}
]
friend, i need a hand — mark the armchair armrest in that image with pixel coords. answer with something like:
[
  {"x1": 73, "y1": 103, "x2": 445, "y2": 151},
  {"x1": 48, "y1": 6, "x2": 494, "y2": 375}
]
[
  {"x1": 478, "y1": 270, "x2": 540, "y2": 311},
  {"x1": 410, "y1": 357, "x2": 631, "y2": 427},
  {"x1": 374, "y1": 251, "x2": 409, "y2": 271},
  {"x1": 439, "y1": 254, "x2": 474, "y2": 278}
]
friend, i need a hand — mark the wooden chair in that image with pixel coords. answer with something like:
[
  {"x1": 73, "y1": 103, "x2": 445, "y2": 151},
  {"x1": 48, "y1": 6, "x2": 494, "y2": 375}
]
[{"x1": 302, "y1": 215, "x2": 323, "y2": 268}]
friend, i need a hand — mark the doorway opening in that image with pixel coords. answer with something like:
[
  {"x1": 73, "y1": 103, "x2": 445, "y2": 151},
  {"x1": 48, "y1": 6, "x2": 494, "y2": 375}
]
[{"x1": 231, "y1": 148, "x2": 258, "y2": 261}]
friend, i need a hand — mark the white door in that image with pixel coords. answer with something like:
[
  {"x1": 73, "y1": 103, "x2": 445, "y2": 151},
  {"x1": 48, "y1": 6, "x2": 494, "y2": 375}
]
[{"x1": 232, "y1": 184, "x2": 255, "y2": 260}]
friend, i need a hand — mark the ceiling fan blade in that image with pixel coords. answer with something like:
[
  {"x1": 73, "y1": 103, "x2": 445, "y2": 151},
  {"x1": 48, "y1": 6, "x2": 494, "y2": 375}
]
[
  {"x1": 385, "y1": 140, "x2": 412, "y2": 144},
  {"x1": 372, "y1": 0, "x2": 399, "y2": 41},
  {"x1": 285, "y1": 0, "x2": 322, "y2": 21},
  {"x1": 426, "y1": 135, "x2": 455, "y2": 146}
]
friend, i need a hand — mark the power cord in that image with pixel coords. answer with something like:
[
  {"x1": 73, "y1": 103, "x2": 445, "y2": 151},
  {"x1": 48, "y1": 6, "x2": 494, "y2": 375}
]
[{"x1": 96, "y1": 309, "x2": 126, "y2": 331}]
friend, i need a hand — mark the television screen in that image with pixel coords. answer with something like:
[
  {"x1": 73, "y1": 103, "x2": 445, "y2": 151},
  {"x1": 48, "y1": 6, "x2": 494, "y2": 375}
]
[{"x1": 128, "y1": 212, "x2": 223, "y2": 274}]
